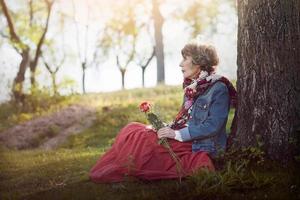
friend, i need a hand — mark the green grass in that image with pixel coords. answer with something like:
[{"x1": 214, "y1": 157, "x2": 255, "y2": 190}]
[
  {"x1": 1, "y1": 149, "x2": 298, "y2": 200},
  {"x1": 0, "y1": 85, "x2": 299, "y2": 199}
]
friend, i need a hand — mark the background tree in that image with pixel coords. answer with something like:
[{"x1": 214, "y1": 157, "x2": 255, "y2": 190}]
[
  {"x1": 99, "y1": 1, "x2": 140, "y2": 90},
  {"x1": 54, "y1": 0, "x2": 104, "y2": 94},
  {"x1": 28, "y1": 0, "x2": 53, "y2": 90},
  {"x1": 134, "y1": 3, "x2": 156, "y2": 88},
  {"x1": 233, "y1": 0, "x2": 300, "y2": 162},
  {"x1": 42, "y1": 50, "x2": 63, "y2": 96},
  {"x1": 152, "y1": 0, "x2": 165, "y2": 84},
  {"x1": 172, "y1": 0, "x2": 236, "y2": 39},
  {"x1": 0, "y1": 0, "x2": 239, "y2": 101},
  {"x1": 71, "y1": 0, "x2": 90, "y2": 94},
  {"x1": 0, "y1": 0, "x2": 54, "y2": 103},
  {"x1": 175, "y1": 0, "x2": 219, "y2": 38},
  {"x1": 136, "y1": 45, "x2": 155, "y2": 88},
  {"x1": 41, "y1": 9, "x2": 67, "y2": 96},
  {"x1": 41, "y1": 37, "x2": 65, "y2": 95}
]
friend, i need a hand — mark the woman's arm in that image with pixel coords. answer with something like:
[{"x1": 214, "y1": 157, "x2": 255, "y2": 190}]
[{"x1": 175, "y1": 83, "x2": 230, "y2": 141}]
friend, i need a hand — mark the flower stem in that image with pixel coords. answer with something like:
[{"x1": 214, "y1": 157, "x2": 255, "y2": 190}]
[
  {"x1": 146, "y1": 112, "x2": 185, "y2": 182},
  {"x1": 159, "y1": 138, "x2": 185, "y2": 183}
]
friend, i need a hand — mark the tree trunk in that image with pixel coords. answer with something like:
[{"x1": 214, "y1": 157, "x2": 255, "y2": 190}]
[
  {"x1": 82, "y1": 62, "x2": 86, "y2": 94},
  {"x1": 0, "y1": 0, "x2": 30, "y2": 102},
  {"x1": 29, "y1": 0, "x2": 53, "y2": 90},
  {"x1": 152, "y1": 0, "x2": 165, "y2": 84},
  {"x1": 43, "y1": 60, "x2": 60, "y2": 96},
  {"x1": 121, "y1": 69, "x2": 126, "y2": 90},
  {"x1": 12, "y1": 49, "x2": 30, "y2": 102},
  {"x1": 50, "y1": 73, "x2": 57, "y2": 95},
  {"x1": 29, "y1": 61, "x2": 37, "y2": 90},
  {"x1": 142, "y1": 67, "x2": 145, "y2": 88},
  {"x1": 235, "y1": 0, "x2": 300, "y2": 162}
]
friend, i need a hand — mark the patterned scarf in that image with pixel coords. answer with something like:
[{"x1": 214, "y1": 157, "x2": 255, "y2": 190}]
[{"x1": 170, "y1": 71, "x2": 237, "y2": 131}]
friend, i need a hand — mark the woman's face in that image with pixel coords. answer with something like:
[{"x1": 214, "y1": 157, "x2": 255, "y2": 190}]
[{"x1": 179, "y1": 55, "x2": 201, "y2": 79}]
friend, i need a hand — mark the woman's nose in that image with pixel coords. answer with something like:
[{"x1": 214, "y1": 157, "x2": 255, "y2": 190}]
[{"x1": 179, "y1": 60, "x2": 183, "y2": 68}]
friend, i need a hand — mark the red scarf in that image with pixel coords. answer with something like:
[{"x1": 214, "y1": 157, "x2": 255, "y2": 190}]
[{"x1": 170, "y1": 75, "x2": 237, "y2": 132}]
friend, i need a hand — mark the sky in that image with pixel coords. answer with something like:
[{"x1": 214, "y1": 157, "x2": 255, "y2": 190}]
[{"x1": 0, "y1": 0, "x2": 237, "y2": 103}]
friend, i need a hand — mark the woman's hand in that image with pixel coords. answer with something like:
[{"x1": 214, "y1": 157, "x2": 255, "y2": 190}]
[{"x1": 157, "y1": 127, "x2": 175, "y2": 139}]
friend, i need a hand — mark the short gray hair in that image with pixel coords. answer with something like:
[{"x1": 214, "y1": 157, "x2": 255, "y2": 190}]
[{"x1": 181, "y1": 43, "x2": 219, "y2": 73}]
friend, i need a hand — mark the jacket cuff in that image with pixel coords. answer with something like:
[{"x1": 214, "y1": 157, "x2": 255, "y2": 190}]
[{"x1": 174, "y1": 127, "x2": 192, "y2": 142}]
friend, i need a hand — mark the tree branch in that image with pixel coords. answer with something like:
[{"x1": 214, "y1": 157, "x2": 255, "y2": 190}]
[
  {"x1": 29, "y1": 0, "x2": 33, "y2": 26},
  {"x1": 124, "y1": 35, "x2": 137, "y2": 67},
  {"x1": 143, "y1": 46, "x2": 155, "y2": 68},
  {"x1": 0, "y1": 31, "x2": 9, "y2": 39},
  {"x1": 30, "y1": 0, "x2": 54, "y2": 69},
  {"x1": 116, "y1": 55, "x2": 121, "y2": 69},
  {"x1": 43, "y1": 57, "x2": 53, "y2": 74},
  {"x1": 0, "y1": 0, "x2": 23, "y2": 46},
  {"x1": 71, "y1": 0, "x2": 82, "y2": 61}
]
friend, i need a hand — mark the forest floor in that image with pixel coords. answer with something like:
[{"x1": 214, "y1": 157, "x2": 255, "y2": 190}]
[{"x1": 0, "y1": 85, "x2": 299, "y2": 200}]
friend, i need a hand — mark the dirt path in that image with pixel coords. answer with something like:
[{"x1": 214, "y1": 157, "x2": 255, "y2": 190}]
[{"x1": 0, "y1": 104, "x2": 97, "y2": 150}]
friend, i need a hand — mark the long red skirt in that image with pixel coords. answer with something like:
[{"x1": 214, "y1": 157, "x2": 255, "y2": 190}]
[{"x1": 89, "y1": 122, "x2": 215, "y2": 183}]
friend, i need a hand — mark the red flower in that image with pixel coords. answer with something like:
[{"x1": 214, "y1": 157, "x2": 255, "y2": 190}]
[{"x1": 139, "y1": 102, "x2": 151, "y2": 113}]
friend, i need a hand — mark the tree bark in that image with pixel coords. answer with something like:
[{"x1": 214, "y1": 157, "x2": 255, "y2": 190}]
[
  {"x1": 12, "y1": 50, "x2": 30, "y2": 102},
  {"x1": 51, "y1": 73, "x2": 57, "y2": 95},
  {"x1": 82, "y1": 62, "x2": 86, "y2": 94},
  {"x1": 43, "y1": 61, "x2": 59, "y2": 95},
  {"x1": 235, "y1": 0, "x2": 300, "y2": 162},
  {"x1": 152, "y1": 0, "x2": 165, "y2": 84},
  {"x1": 29, "y1": 0, "x2": 53, "y2": 89},
  {"x1": 0, "y1": 0, "x2": 30, "y2": 102},
  {"x1": 0, "y1": 0, "x2": 54, "y2": 101},
  {"x1": 0, "y1": 0, "x2": 22, "y2": 44},
  {"x1": 121, "y1": 69, "x2": 126, "y2": 90},
  {"x1": 142, "y1": 67, "x2": 145, "y2": 88},
  {"x1": 139, "y1": 47, "x2": 155, "y2": 88}
]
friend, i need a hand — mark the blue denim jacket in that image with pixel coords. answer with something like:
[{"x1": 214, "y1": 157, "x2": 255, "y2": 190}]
[{"x1": 177, "y1": 81, "x2": 230, "y2": 157}]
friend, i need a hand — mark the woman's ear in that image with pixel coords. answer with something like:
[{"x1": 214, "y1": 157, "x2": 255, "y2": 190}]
[{"x1": 193, "y1": 65, "x2": 201, "y2": 71}]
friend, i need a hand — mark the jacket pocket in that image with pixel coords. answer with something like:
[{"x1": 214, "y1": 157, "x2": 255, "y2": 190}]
[{"x1": 194, "y1": 100, "x2": 210, "y2": 122}]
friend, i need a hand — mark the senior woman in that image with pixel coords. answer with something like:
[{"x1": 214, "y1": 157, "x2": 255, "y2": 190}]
[{"x1": 90, "y1": 43, "x2": 237, "y2": 183}]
